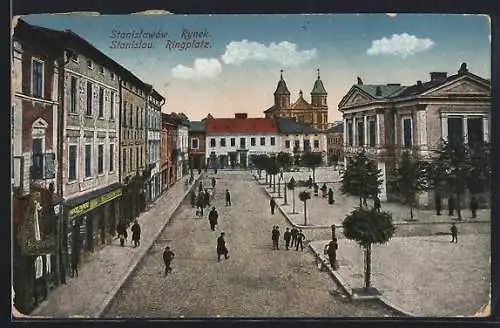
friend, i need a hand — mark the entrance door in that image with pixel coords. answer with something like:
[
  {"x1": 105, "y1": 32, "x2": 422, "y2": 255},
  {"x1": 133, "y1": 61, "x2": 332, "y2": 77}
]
[{"x1": 239, "y1": 151, "x2": 248, "y2": 168}]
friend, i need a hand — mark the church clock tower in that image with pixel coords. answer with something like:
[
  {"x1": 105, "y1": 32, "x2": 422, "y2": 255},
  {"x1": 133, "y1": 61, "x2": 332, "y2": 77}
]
[{"x1": 274, "y1": 70, "x2": 291, "y2": 110}]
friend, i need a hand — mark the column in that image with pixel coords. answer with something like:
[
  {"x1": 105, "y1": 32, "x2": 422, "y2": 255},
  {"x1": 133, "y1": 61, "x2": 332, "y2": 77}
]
[
  {"x1": 377, "y1": 113, "x2": 385, "y2": 147},
  {"x1": 483, "y1": 116, "x2": 489, "y2": 142},
  {"x1": 463, "y1": 115, "x2": 468, "y2": 144},
  {"x1": 363, "y1": 115, "x2": 368, "y2": 147},
  {"x1": 352, "y1": 117, "x2": 357, "y2": 147},
  {"x1": 441, "y1": 114, "x2": 448, "y2": 142}
]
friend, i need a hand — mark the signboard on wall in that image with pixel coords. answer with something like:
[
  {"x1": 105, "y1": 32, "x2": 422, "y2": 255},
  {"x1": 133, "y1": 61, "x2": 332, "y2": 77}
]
[{"x1": 68, "y1": 188, "x2": 122, "y2": 219}]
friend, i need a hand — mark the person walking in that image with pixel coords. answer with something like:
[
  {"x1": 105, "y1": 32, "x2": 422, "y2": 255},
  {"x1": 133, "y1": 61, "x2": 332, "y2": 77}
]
[
  {"x1": 270, "y1": 197, "x2": 276, "y2": 215},
  {"x1": 208, "y1": 207, "x2": 219, "y2": 231},
  {"x1": 162, "y1": 246, "x2": 175, "y2": 276},
  {"x1": 116, "y1": 220, "x2": 128, "y2": 247},
  {"x1": 308, "y1": 176, "x2": 313, "y2": 189},
  {"x1": 272, "y1": 226, "x2": 280, "y2": 250},
  {"x1": 283, "y1": 227, "x2": 291, "y2": 250},
  {"x1": 225, "y1": 189, "x2": 232, "y2": 206},
  {"x1": 196, "y1": 191, "x2": 205, "y2": 217},
  {"x1": 450, "y1": 223, "x2": 458, "y2": 243},
  {"x1": 321, "y1": 183, "x2": 328, "y2": 198},
  {"x1": 470, "y1": 195, "x2": 478, "y2": 219},
  {"x1": 131, "y1": 219, "x2": 141, "y2": 247},
  {"x1": 328, "y1": 188, "x2": 335, "y2": 205},
  {"x1": 212, "y1": 177, "x2": 216, "y2": 189},
  {"x1": 204, "y1": 188, "x2": 211, "y2": 207},
  {"x1": 217, "y1": 232, "x2": 229, "y2": 262},
  {"x1": 296, "y1": 229, "x2": 306, "y2": 251},
  {"x1": 324, "y1": 238, "x2": 338, "y2": 270},
  {"x1": 290, "y1": 227, "x2": 298, "y2": 248},
  {"x1": 198, "y1": 181, "x2": 203, "y2": 193},
  {"x1": 71, "y1": 223, "x2": 80, "y2": 277},
  {"x1": 190, "y1": 190, "x2": 197, "y2": 208}
]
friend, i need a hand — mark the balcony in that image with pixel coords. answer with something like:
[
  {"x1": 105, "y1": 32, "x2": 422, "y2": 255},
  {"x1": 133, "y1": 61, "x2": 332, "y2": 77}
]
[{"x1": 31, "y1": 153, "x2": 56, "y2": 180}]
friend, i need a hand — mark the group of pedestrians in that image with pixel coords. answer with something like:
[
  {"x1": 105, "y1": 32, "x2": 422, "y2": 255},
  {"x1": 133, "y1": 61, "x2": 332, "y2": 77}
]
[{"x1": 271, "y1": 226, "x2": 306, "y2": 251}]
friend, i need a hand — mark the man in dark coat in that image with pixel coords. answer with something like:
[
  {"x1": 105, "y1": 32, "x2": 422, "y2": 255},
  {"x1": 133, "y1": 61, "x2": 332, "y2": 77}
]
[
  {"x1": 290, "y1": 227, "x2": 298, "y2": 247},
  {"x1": 283, "y1": 227, "x2": 291, "y2": 250},
  {"x1": 470, "y1": 196, "x2": 478, "y2": 218},
  {"x1": 321, "y1": 183, "x2": 328, "y2": 198},
  {"x1": 116, "y1": 220, "x2": 128, "y2": 247},
  {"x1": 225, "y1": 189, "x2": 232, "y2": 206},
  {"x1": 212, "y1": 177, "x2": 216, "y2": 188},
  {"x1": 190, "y1": 191, "x2": 197, "y2": 208},
  {"x1": 204, "y1": 188, "x2": 211, "y2": 207},
  {"x1": 270, "y1": 197, "x2": 276, "y2": 215},
  {"x1": 162, "y1": 246, "x2": 175, "y2": 276},
  {"x1": 324, "y1": 238, "x2": 338, "y2": 270},
  {"x1": 328, "y1": 188, "x2": 335, "y2": 205},
  {"x1": 296, "y1": 229, "x2": 306, "y2": 251},
  {"x1": 272, "y1": 226, "x2": 280, "y2": 250},
  {"x1": 208, "y1": 207, "x2": 219, "y2": 231},
  {"x1": 308, "y1": 176, "x2": 313, "y2": 189},
  {"x1": 450, "y1": 223, "x2": 458, "y2": 243},
  {"x1": 198, "y1": 182, "x2": 203, "y2": 193},
  {"x1": 131, "y1": 219, "x2": 141, "y2": 247},
  {"x1": 71, "y1": 222, "x2": 81, "y2": 277},
  {"x1": 217, "y1": 232, "x2": 229, "y2": 262},
  {"x1": 197, "y1": 191, "x2": 205, "y2": 216}
]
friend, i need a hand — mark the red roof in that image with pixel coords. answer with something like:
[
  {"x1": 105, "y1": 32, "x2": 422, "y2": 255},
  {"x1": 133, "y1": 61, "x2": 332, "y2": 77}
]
[{"x1": 206, "y1": 118, "x2": 277, "y2": 134}]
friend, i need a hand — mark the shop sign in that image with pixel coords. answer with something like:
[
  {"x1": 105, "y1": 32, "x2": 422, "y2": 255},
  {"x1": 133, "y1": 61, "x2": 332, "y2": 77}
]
[{"x1": 68, "y1": 188, "x2": 122, "y2": 219}]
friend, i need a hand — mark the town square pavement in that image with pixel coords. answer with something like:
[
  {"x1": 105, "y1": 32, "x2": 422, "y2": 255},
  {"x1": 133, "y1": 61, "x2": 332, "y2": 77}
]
[
  {"x1": 310, "y1": 234, "x2": 491, "y2": 317},
  {"x1": 103, "y1": 170, "x2": 397, "y2": 318}
]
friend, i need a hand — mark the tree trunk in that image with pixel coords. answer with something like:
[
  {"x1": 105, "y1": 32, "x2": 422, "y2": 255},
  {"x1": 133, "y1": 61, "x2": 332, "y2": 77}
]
[
  {"x1": 304, "y1": 200, "x2": 307, "y2": 225},
  {"x1": 292, "y1": 189, "x2": 296, "y2": 213},
  {"x1": 273, "y1": 175, "x2": 276, "y2": 193},
  {"x1": 364, "y1": 244, "x2": 372, "y2": 291},
  {"x1": 410, "y1": 203, "x2": 414, "y2": 221},
  {"x1": 265, "y1": 173, "x2": 268, "y2": 184},
  {"x1": 313, "y1": 168, "x2": 316, "y2": 185},
  {"x1": 259, "y1": 170, "x2": 262, "y2": 179},
  {"x1": 456, "y1": 191, "x2": 462, "y2": 220},
  {"x1": 269, "y1": 175, "x2": 272, "y2": 188},
  {"x1": 359, "y1": 196, "x2": 363, "y2": 208},
  {"x1": 278, "y1": 179, "x2": 281, "y2": 197}
]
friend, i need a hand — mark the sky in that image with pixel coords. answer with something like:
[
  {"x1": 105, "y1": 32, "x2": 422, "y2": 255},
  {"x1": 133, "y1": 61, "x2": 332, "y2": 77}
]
[{"x1": 20, "y1": 13, "x2": 491, "y2": 122}]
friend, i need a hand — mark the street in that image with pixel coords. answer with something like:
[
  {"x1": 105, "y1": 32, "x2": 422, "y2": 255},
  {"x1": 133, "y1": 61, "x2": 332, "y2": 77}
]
[{"x1": 102, "y1": 171, "x2": 397, "y2": 317}]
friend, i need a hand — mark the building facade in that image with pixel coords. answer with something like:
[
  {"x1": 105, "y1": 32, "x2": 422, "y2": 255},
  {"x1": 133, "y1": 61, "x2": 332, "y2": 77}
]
[
  {"x1": 145, "y1": 87, "x2": 164, "y2": 204},
  {"x1": 12, "y1": 20, "x2": 64, "y2": 313},
  {"x1": 264, "y1": 70, "x2": 329, "y2": 131},
  {"x1": 326, "y1": 121, "x2": 344, "y2": 166},
  {"x1": 205, "y1": 114, "x2": 280, "y2": 168},
  {"x1": 160, "y1": 113, "x2": 178, "y2": 191},
  {"x1": 174, "y1": 113, "x2": 190, "y2": 180},
  {"x1": 338, "y1": 63, "x2": 491, "y2": 206},
  {"x1": 188, "y1": 120, "x2": 206, "y2": 170}
]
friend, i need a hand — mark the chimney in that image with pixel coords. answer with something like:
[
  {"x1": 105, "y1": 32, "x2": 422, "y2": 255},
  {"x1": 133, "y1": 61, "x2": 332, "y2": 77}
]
[
  {"x1": 234, "y1": 113, "x2": 248, "y2": 119},
  {"x1": 375, "y1": 86, "x2": 382, "y2": 96},
  {"x1": 430, "y1": 72, "x2": 448, "y2": 82}
]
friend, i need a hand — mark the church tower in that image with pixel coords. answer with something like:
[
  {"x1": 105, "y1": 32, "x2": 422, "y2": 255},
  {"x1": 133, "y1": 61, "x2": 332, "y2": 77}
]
[
  {"x1": 310, "y1": 69, "x2": 328, "y2": 107},
  {"x1": 274, "y1": 70, "x2": 291, "y2": 109}
]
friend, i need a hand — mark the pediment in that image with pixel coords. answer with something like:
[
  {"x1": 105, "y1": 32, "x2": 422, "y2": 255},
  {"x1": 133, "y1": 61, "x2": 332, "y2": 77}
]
[
  {"x1": 32, "y1": 118, "x2": 48, "y2": 129},
  {"x1": 339, "y1": 87, "x2": 374, "y2": 108},
  {"x1": 423, "y1": 76, "x2": 490, "y2": 97}
]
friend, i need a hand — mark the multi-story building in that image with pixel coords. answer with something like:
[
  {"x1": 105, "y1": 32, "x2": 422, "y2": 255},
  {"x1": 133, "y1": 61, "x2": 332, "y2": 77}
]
[
  {"x1": 188, "y1": 120, "x2": 206, "y2": 170},
  {"x1": 205, "y1": 114, "x2": 280, "y2": 168},
  {"x1": 119, "y1": 74, "x2": 147, "y2": 223},
  {"x1": 145, "y1": 86, "x2": 164, "y2": 204},
  {"x1": 160, "y1": 113, "x2": 178, "y2": 191},
  {"x1": 12, "y1": 19, "x2": 64, "y2": 312},
  {"x1": 173, "y1": 112, "x2": 190, "y2": 180},
  {"x1": 264, "y1": 70, "x2": 329, "y2": 131},
  {"x1": 275, "y1": 117, "x2": 328, "y2": 163},
  {"x1": 326, "y1": 121, "x2": 344, "y2": 166},
  {"x1": 338, "y1": 63, "x2": 491, "y2": 206}
]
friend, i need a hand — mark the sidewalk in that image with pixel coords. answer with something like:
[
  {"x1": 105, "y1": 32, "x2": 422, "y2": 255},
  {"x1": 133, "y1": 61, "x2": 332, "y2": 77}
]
[
  {"x1": 309, "y1": 236, "x2": 491, "y2": 317},
  {"x1": 27, "y1": 174, "x2": 202, "y2": 318}
]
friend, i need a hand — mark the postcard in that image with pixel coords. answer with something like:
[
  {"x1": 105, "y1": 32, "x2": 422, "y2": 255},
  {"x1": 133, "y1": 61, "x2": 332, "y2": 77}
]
[{"x1": 11, "y1": 12, "x2": 491, "y2": 319}]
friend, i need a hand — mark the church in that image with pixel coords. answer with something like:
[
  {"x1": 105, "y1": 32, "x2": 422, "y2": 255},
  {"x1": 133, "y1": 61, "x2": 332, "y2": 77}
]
[{"x1": 264, "y1": 69, "x2": 329, "y2": 131}]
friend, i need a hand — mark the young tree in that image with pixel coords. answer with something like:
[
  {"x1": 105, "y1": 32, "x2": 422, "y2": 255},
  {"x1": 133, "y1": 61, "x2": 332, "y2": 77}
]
[
  {"x1": 299, "y1": 190, "x2": 311, "y2": 225},
  {"x1": 276, "y1": 152, "x2": 292, "y2": 172},
  {"x1": 301, "y1": 151, "x2": 323, "y2": 184},
  {"x1": 254, "y1": 154, "x2": 269, "y2": 181},
  {"x1": 467, "y1": 141, "x2": 491, "y2": 195},
  {"x1": 392, "y1": 151, "x2": 430, "y2": 221},
  {"x1": 288, "y1": 177, "x2": 297, "y2": 214},
  {"x1": 266, "y1": 157, "x2": 280, "y2": 192},
  {"x1": 341, "y1": 151, "x2": 383, "y2": 207},
  {"x1": 343, "y1": 207, "x2": 395, "y2": 293}
]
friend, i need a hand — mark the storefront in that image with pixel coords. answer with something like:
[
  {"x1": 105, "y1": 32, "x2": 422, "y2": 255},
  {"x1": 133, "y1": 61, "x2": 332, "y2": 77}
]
[{"x1": 63, "y1": 184, "x2": 122, "y2": 272}]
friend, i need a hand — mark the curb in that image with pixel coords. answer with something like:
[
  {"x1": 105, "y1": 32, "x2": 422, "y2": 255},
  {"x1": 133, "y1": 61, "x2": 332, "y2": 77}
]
[
  {"x1": 94, "y1": 174, "x2": 203, "y2": 318},
  {"x1": 308, "y1": 242, "x2": 416, "y2": 317}
]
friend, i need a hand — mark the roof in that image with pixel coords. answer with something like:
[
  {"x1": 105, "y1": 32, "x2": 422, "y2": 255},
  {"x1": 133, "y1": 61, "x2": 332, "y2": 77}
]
[
  {"x1": 275, "y1": 117, "x2": 318, "y2": 134},
  {"x1": 206, "y1": 118, "x2": 277, "y2": 134},
  {"x1": 291, "y1": 92, "x2": 312, "y2": 110},
  {"x1": 274, "y1": 74, "x2": 291, "y2": 95},
  {"x1": 327, "y1": 122, "x2": 343, "y2": 133},
  {"x1": 357, "y1": 84, "x2": 407, "y2": 99},
  {"x1": 264, "y1": 105, "x2": 277, "y2": 114},
  {"x1": 189, "y1": 121, "x2": 205, "y2": 132},
  {"x1": 311, "y1": 77, "x2": 327, "y2": 94}
]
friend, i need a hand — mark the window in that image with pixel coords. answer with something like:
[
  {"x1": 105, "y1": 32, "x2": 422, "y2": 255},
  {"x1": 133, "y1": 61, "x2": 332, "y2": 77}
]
[
  {"x1": 191, "y1": 138, "x2": 199, "y2": 149},
  {"x1": 86, "y1": 82, "x2": 93, "y2": 115},
  {"x1": 129, "y1": 104, "x2": 133, "y2": 127},
  {"x1": 285, "y1": 140, "x2": 290, "y2": 148},
  {"x1": 122, "y1": 101, "x2": 127, "y2": 127},
  {"x1": 347, "y1": 122, "x2": 353, "y2": 146},
  {"x1": 271, "y1": 137, "x2": 276, "y2": 146},
  {"x1": 467, "y1": 117, "x2": 483, "y2": 146},
  {"x1": 136, "y1": 147, "x2": 139, "y2": 169},
  {"x1": 403, "y1": 118, "x2": 412, "y2": 148},
  {"x1": 71, "y1": 53, "x2": 79, "y2": 62},
  {"x1": 129, "y1": 149, "x2": 133, "y2": 171},
  {"x1": 230, "y1": 138, "x2": 235, "y2": 147},
  {"x1": 313, "y1": 140, "x2": 319, "y2": 149},
  {"x1": 98, "y1": 88, "x2": 104, "y2": 118},
  {"x1": 251, "y1": 137, "x2": 256, "y2": 146},
  {"x1": 240, "y1": 138, "x2": 246, "y2": 149},
  {"x1": 369, "y1": 120, "x2": 376, "y2": 147},
  {"x1": 98, "y1": 144, "x2": 104, "y2": 174},
  {"x1": 99, "y1": 66, "x2": 104, "y2": 74},
  {"x1": 85, "y1": 144, "x2": 92, "y2": 177},
  {"x1": 110, "y1": 72, "x2": 115, "y2": 80},
  {"x1": 69, "y1": 76, "x2": 77, "y2": 113},
  {"x1": 357, "y1": 120, "x2": 364, "y2": 146},
  {"x1": 136, "y1": 107, "x2": 139, "y2": 129},
  {"x1": 294, "y1": 140, "x2": 300, "y2": 150},
  {"x1": 260, "y1": 137, "x2": 265, "y2": 146},
  {"x1": 109, "y1": 144, "x2": 114, "y2": 172},
  {"x1": 87, "y1": 60, "x2": 93, "y2": 69},
  {"x1": 210, "y1": 138, "x2": 216, "y2": 147},
  {"x1": 32, "y1": 59, "x2": 44, "y2": 98},
  {"x1": 31, "y1": 138, "x2": 44, "y2": 179},
  {"x1": 68, "y1": 145, "x2": 77, "y2": 182},
  {"x1": 122, "y1": 149, "x2": 127, "y2": 173},
  {"x1": 140, "y1": 147, "x2": 143, "y2": 167},
  {"x1": 110, "y1": 92, "x2": 115, "y2": 120},
  {"x1": 220, "y1": 138, "x2": 226, "y2": 147},
  {"x1": 447, "y1": 117, "x2": 463, "y2": 144}
]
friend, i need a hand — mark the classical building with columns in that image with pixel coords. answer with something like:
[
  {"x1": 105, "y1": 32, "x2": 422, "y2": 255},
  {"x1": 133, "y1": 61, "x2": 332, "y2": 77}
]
[{"x1": 338, "y1": 63, "x2": 490, "y2": 206}]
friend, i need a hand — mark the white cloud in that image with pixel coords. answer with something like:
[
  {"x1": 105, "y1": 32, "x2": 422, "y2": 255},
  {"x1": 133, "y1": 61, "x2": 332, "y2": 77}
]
[
  {"x1": 367, "y1": 33, "x2": 435, "y2": 58},
  {"x1": 386, "y1": 13, "x2": 398, "y2": 17},
  {"x1": 221, "y1": 39, "x2": 317, "y2": 67},
  {"x1": 171, "y1": 58, "x2": 222, "y2": 80}
]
